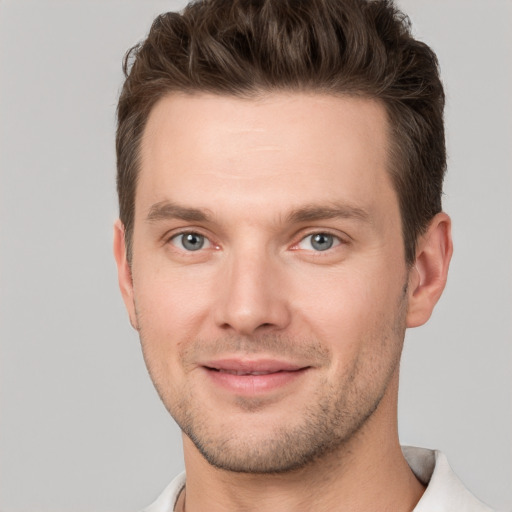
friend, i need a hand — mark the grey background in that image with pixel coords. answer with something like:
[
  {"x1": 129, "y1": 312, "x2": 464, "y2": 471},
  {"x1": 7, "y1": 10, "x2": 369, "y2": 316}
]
[{"x1": 0, "y1": 0, "x2": 510, "y2": 510}]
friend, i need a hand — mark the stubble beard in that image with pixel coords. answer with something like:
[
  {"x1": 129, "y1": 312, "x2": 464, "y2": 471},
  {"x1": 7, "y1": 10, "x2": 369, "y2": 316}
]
[
  {"x1": 177, "y1": 368, "x2": 396, "y2": 474},
  {"x1": 138, "y1": 288, "x2": 408, "y2": 475}
]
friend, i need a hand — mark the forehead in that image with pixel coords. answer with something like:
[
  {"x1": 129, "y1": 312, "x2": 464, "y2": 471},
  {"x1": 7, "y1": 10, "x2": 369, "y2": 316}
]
[{"x1": 137, "y1": 92, "x2": 395, "y2": 222}]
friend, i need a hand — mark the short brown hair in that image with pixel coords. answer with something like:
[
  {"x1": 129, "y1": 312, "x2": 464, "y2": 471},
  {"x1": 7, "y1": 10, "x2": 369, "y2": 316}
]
[{"x1": 116, "y1": 0, "x2": 446, "y2": 264}]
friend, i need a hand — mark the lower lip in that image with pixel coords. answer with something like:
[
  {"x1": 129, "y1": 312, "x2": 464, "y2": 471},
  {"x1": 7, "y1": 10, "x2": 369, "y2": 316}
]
[{"x1": 203, "y1": 367, "x2": 309, "y2": 395}]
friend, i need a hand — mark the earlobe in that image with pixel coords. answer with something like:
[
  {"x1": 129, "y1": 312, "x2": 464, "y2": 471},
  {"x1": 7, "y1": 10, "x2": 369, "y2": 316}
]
[
  {"x1": 113, "y1": 220, "x2": 139, "y2": 330},
  {"x1": 406, "y1": 212, "x2": 453, "y2": 328}
]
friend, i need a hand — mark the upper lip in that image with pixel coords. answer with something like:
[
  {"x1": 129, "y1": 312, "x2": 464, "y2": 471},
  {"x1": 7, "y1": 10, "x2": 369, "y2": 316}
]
[{"x1": 202, "y1": 358, "x2": 307, "y2": 374}]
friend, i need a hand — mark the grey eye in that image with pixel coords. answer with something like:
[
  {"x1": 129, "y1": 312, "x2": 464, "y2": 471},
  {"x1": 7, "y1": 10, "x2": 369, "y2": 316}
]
[
  {"x1": 310, "y1": 233, "x2": 334, "y2": 251},
  {"x1": 171, "y1": 232, "x2": 209, "y2": 251},
  {"x1": 297, "y1": 233, "x2": 340, "y2": 252}
]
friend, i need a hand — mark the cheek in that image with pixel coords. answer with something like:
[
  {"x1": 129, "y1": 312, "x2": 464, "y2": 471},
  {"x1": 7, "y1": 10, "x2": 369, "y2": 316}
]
[
  {"x1": 131, "y1": 270, "x2": 213, "y2": 388},
  {"x1": 294, "y1": 261, "x2": 406, "y2": 353},
  {"x1": 134, "y1": 260, "x2": 214, "y2": 332},
  {"x1": 302, "y1": 261, "x2": 399, "y2": 313},
  {"x1": 133, "y1": 271, "x2": 202, "y2": 397}
]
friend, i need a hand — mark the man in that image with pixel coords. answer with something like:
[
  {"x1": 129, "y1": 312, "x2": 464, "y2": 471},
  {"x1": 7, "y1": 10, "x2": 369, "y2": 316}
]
[{"x1": 113, "y1": 0, "x2": 493, "y2": 510}]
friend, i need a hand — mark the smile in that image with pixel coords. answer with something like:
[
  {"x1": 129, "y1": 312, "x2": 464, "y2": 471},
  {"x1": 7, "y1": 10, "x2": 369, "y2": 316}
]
[
  {"x1": 201, "y1": 359, "x2": 310, "y2": 395},
  {"x1": 211, "y1": 369, "x2": 289, "y2": 376}
]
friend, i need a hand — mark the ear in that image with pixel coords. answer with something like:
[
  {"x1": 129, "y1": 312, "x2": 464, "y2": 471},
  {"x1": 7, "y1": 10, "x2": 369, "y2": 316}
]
[
  {"x1": 406, "y1": 212, "x2": 453, "y2": 328},
  {"x1": 113, "y1": 219, "x2": 139, "y2": 330}
]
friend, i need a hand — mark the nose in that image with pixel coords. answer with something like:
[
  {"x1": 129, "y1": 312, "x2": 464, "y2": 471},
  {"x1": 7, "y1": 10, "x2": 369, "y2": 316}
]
[{"x1": 214, "y1": 249, "x2": 292, "y2": 336}]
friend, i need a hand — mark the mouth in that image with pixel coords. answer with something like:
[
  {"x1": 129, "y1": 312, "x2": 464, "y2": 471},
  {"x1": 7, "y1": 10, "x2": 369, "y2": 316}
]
[
  {"x1": 201, "y1": 358, "x2": 310, "y2": 395},
  {"x1": 208, "y1": 368, "x2": 292, "y2": 376}
]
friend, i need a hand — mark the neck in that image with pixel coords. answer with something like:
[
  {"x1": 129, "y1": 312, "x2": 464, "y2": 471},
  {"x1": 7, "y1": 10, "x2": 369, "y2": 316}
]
[{"x1": 179, "y1": 373, "x2": 424, "y2": 512}]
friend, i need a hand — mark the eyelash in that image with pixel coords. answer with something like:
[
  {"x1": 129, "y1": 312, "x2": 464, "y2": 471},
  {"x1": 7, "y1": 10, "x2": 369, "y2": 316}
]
[
  {"x1": 166, "y1": 229, "x2": 346, "y2": 254},
  {"x1": 168, "y1": 231, "x2": 214, "y2": 252},
  {"x1": 293, "y1": 232, "x2": 344, "y2": 252}
]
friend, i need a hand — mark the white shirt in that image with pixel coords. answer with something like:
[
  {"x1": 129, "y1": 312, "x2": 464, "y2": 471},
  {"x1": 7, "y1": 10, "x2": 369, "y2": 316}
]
[{"x1": 142, "y1": 446, "x2": 495, "y2": 512}]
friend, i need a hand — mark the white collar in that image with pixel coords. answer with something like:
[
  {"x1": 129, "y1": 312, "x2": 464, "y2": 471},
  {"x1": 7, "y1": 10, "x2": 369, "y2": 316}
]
[
  {"x1": 142, "y1": 446, "x2": 494, "y2": 511},
  {"x1": 402, "y1": 446, "x2": 493, "y2": 511}
]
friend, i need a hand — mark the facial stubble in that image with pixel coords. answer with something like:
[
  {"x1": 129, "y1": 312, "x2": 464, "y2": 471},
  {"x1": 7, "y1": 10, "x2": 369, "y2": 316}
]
[{"x1": 137, "y1": 284, "x2": 408, "y2": 475}]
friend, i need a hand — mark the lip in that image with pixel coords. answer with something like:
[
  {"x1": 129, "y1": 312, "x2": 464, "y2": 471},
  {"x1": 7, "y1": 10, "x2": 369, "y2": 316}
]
[{"x1": 201, "y1": 358, "x2": 310, "y2": 395}]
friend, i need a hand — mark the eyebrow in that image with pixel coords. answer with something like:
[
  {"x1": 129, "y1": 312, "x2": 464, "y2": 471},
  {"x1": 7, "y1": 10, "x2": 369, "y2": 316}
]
[
  {"x1": 146, "y1": 201, "x2": 211, "y2": 223},
  {"x1": 145, "y1": 200, "x2": 371, "y2": 225},
  {"x1": 286, "y1": 203, "x2": 371, "y2": 224}
]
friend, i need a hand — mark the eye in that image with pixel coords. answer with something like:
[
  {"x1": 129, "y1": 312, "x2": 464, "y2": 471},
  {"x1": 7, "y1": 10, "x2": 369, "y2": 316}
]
[
  {"x1": 170, "y1": 232, "x2": 211, "y2": 251},
  {"x1": 297, "y1": 233, "x2": 341, "y2": 252}
]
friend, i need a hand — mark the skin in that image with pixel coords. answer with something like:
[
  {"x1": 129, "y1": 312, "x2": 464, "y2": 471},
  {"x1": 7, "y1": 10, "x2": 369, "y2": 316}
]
[{"x1": 114, "y1": 92, "x2": 452, "y2": 512}]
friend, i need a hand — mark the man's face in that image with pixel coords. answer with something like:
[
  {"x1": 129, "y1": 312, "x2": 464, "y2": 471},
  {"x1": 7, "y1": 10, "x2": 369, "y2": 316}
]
[{"x1": 119, "y1": 92, "x2": 413, "y2": 473}]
